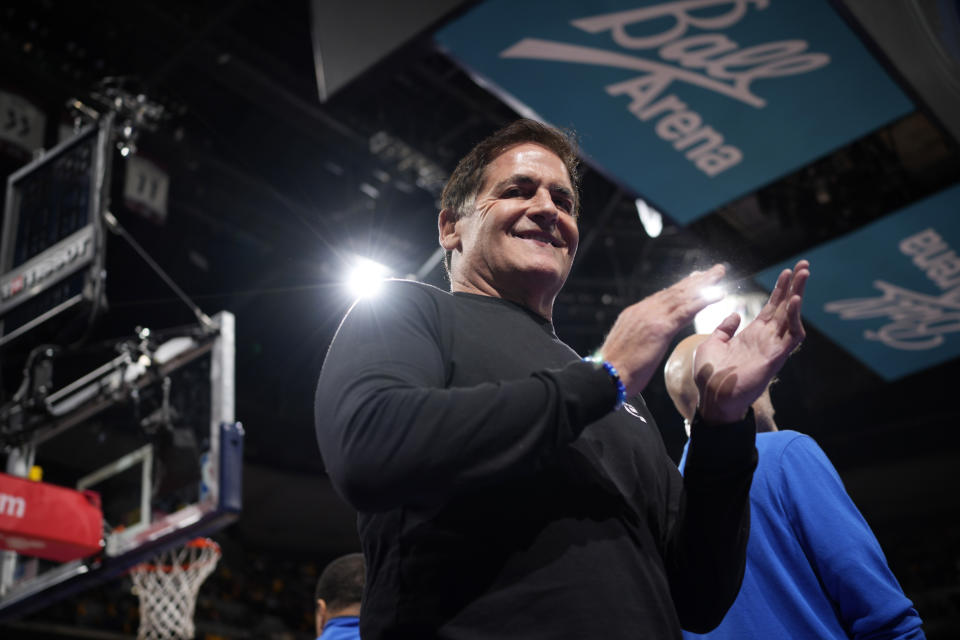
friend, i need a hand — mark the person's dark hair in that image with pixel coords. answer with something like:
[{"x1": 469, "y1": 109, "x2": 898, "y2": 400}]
[
  {"x1": 440, "y1": 118, "x2": 581, "y2": 275},
  {"x1": 315, "y1": 552, "x2": 365, "y2": 611}
]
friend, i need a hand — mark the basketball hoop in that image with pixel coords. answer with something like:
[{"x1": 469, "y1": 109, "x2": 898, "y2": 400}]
[{"x1": 129, "y1": 538, "x2": 221, "y2": 639}]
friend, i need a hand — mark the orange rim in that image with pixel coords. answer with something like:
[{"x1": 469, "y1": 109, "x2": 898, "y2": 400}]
[{"x1": 131, "y1": 538, "x2": 221, "y2": 573}]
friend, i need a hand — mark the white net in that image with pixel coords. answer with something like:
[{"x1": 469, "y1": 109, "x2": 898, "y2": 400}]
[{"x1": 129, "y1": 538, "x2": 221, "y2": 640}]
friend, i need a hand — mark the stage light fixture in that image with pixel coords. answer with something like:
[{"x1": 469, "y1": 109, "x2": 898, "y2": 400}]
[
  {"x1": 695, "y1": 294, "x2": 737, "y2": 335},
  {"x1": 635, "y1": 198, "x2": 663, "y2": 238},
  {"x1": 695, "y1": 290, "x2": 768, "y2": 335},
  {"x1": 345, "y1": 257, "x2": 391, "y2": 299},
  {"x1": 700, "y1": 284, "x2": 725, "y2": 304}
]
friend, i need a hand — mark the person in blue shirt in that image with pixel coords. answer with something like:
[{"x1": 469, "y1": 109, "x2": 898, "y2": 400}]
[
  {"x1": 665, "y1": 334, "x2": 926, "y2": 640},
  {"x1": 315, "y1": 553, "x2": 364, "y2": 640}
]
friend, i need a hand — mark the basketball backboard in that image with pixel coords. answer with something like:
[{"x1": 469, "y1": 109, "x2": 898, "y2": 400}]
[{"x1": 0, "y1": 310, "x2": 242, "y2": 620}]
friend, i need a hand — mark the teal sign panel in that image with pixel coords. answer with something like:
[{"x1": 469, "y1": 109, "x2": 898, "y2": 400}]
[
  {"x1": 755, "y1": 184, "x2": 960, "y2": 381},
  {"x1": 436, "y1": 0, "x2": 913, "y2": 224}
]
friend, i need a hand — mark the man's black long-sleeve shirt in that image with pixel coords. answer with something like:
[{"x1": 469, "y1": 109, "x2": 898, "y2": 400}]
[{"x1": 315, "y1": 280, "x2": 756, "y2": 639}]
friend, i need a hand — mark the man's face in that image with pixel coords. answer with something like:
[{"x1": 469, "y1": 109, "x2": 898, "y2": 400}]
[{"x1": 453, "y1": 143, "x2": 579, "y2": 301}]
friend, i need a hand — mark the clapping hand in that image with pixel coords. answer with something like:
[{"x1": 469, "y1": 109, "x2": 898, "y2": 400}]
[
  {"x1": 694, "y1": 260, "x2": 810, "y2": 425},
  {"x1": 600, "y1": 264, "x2": 727, "y2": 398}
]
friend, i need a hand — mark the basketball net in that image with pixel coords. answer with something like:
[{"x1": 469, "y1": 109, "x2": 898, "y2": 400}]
[{"x1": 130, "y1": 538, "x2": 221, "y2": 639}]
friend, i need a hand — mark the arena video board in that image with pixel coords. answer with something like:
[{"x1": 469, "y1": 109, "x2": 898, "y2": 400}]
[
  {"x1": 435, "y1": 0, "x2": 913, "y2": 224},
  {"x1": 755, "y1": 183, "x2": 960, "y2": 381}
]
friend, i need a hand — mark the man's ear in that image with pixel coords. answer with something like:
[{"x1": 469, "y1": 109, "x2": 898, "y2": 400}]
[
  {"x1": 316, "y1": 598, "x2": 328, "y2": 631},
  {"x1": 438, "y1": 208, "x2": 461, "y2": 252}
]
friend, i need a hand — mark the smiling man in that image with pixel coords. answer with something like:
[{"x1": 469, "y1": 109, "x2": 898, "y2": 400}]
[
  {"x1": 439, "y1": 140, "x2": 579, "y2": 319},
  {"x1": 315, "y1": 119, "x2": 810, "y2": 639}
]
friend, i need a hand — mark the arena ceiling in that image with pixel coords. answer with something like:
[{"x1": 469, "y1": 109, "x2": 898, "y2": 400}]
[{"x1": 0, "y1": 0, "x2": 958, "y2": 578}]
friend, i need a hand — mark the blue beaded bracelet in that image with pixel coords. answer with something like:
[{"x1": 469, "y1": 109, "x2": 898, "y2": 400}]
[{"x1": 584, "y1": 357, "x2": 627, "y2": 411}]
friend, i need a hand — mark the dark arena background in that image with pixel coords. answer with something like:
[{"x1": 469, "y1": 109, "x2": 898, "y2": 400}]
[{"x1": 0, "y1": 1, "x2": 959, "y2": 638}]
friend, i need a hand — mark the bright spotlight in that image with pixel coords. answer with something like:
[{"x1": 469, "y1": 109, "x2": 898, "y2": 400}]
[
  {"x1": 695, "y1": 291, "x2": 768, "y2": 335},
  {"x1": 345, "y1": 257, "x2": 391, "y2": 299},
  {"x1": 635, "y1": 198, "x2": 663, "y2": 238},
  {"x1": 694, "y1": 295, "x2": 737, "y2": 335},
  {"x1": 700, "y1": 284, "x2": 725, "y2": 304}
]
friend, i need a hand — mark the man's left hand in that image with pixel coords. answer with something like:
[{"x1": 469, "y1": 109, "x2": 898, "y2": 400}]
[{"x1": 694, "y1": 260, "x2": 810, "y2": 425}]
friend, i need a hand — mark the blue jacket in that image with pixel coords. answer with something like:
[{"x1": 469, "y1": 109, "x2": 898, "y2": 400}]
[
  {"x1": 680, "y1": 430, "x2": 924, "y2": 639},
  {"x1": 318, "y1": 615, "x2": 360, "y2": 640}
]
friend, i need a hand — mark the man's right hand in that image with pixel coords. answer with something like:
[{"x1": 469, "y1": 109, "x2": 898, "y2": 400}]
[{"x1": 599, "y1": 264, "x2": 726, "y2": 399}]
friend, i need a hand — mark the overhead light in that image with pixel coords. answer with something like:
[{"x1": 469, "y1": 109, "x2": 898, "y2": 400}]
[
  {"x1": 635, "y1": 198, "x2": 663, "y2": 238},
  {"x1": 694, "y1": 291, "x2": 768, "y2": 335},
  {"x1": 700, "y1": 284, "x2": 725, "y2": 304},
  {"x1": 694, "y1": 294, "x2": 737, "y2": 335},
  {"x1": 345, "y1": 257, "x2": 391, "y2": 299},
  {"x1": 359, "y1": 182, "x2": 380, "y2": 199}
]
